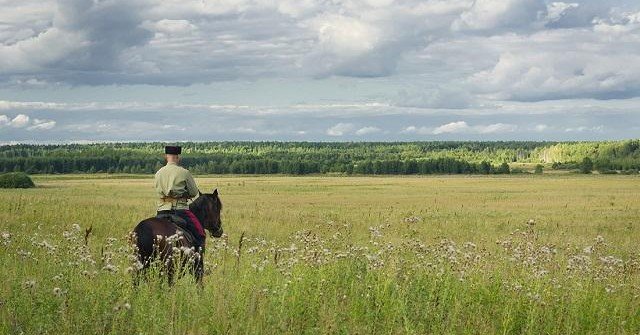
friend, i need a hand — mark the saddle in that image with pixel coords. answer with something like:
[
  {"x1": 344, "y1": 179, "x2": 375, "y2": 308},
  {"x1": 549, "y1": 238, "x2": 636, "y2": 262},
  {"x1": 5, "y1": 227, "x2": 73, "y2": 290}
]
[{"x1": 156, "y1": 213, "x2": 196, "y2": 246}]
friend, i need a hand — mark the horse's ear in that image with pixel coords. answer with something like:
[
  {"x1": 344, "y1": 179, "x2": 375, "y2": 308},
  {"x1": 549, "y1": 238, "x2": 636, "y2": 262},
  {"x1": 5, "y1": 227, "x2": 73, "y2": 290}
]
[
  {"x1": 213, "y1": 188, "x2": 218, "y2": 196},
  {"x1": 198, "y1": 190, "x2": 202, "y2": 197}
]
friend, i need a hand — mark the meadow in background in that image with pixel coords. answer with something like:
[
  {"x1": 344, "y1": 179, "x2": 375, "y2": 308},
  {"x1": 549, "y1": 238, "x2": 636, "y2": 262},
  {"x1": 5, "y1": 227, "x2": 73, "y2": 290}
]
[{"x1": 1, "y1": 175, "x2": 639, "y2": 334}]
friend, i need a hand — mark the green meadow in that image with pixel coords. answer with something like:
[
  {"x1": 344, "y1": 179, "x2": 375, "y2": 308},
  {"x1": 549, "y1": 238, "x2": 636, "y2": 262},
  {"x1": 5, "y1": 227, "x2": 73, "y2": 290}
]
[{"x1": 1, "y1": 175, "x2": 639, "y2": 334}]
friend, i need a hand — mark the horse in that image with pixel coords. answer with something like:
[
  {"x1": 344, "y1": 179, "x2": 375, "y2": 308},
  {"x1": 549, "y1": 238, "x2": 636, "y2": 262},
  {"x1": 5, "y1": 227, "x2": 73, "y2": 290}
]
[{"x1": 131, "y1": 189, "x2": 223, "y2": 285}]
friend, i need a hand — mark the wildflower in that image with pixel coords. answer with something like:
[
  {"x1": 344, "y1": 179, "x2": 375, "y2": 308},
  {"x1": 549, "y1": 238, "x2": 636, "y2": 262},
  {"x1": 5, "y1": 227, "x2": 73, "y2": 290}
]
[
  {"x1": 463, "y1": 242, "x2": 477, "y2": 249},
  {"x1": 403, "y1": 216, "x2": 422, "y2": 223},
  {"x1": 1, "y1": 232, "x2": 10, "y2": 245},
  {"x1": 22, "y1": 280, "x2": 36, "y2": 290},
  {"x1": 52, "y1": 287, "x2": 63, "y2": 297}
]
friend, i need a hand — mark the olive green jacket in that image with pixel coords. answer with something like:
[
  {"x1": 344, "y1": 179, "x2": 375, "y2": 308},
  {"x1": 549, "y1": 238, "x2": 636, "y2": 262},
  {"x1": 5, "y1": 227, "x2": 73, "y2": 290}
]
[{"x1": 154, "y1": 162, "x2": 199, "y2": 211}]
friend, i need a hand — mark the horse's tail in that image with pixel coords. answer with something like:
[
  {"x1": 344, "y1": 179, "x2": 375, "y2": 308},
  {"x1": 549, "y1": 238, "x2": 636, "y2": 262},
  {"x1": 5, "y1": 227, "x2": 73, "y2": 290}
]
[{"x1": 133, "y1": 220, "x2": 155, "y2": 266}]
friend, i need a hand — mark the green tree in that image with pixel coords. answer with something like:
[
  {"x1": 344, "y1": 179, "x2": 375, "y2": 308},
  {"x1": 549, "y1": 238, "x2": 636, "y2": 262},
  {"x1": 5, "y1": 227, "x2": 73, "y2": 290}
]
[
  {"x1": 0, "y1": 172, "x2": 35, "y2": 188},
  {"x1": 534, "y1": 164, "x2": 543, "y2": 174},
  {"x1": 479, "y1": 161, "x2": 491, "y2": 174},
  {"x1": 497, "y1": 162, "x2": 510, "y2": 174},
  {"x1": 580, "y1": 157, "x2": 593, "y2": 174}
]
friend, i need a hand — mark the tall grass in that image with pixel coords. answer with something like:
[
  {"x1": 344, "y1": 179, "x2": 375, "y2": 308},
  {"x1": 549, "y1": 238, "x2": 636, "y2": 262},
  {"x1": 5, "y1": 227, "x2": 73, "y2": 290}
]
[{"x1": 1, "y1": 175, "x2": 639, "y2": 334}]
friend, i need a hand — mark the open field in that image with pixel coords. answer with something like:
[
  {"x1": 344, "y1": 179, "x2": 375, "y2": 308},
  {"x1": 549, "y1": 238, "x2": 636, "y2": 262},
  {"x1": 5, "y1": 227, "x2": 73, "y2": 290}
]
[{"x1": 1, "y1": 175, "x2": 639, "y2": 334}]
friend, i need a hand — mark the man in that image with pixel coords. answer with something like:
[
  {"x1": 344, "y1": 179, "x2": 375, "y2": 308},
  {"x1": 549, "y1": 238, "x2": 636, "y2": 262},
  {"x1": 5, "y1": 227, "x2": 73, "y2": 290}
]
[{"x1": 155, "y1": 145, "x2": 205, "y2": 250}]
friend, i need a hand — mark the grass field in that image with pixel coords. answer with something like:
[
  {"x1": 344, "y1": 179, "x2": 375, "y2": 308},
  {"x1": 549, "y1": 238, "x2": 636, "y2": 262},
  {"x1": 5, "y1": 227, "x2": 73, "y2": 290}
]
[{"x1": 1, "y1": 175, "x2": 639, "y2": 334}]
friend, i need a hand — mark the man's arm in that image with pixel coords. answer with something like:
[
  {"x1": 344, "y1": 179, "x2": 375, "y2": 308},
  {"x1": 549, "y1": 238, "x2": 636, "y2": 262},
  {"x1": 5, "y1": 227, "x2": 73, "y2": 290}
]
[
  {"x1": 184, "y1": 171, "x2": 199, "y2": 198},
  {"x1": 154, "y1": 170, "x2": 166, "y2": 197}
]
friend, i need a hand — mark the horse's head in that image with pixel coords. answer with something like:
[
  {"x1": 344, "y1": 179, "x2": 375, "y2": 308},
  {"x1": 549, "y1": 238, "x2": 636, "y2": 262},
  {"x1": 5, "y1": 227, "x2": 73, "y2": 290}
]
[{"x1": 192, "y1": 188, "x2": 223, "y2": 238}]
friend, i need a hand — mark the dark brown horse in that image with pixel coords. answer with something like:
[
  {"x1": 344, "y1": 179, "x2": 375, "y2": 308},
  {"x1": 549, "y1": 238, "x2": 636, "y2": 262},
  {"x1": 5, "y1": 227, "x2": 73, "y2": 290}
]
[{"x1": 132, "y1": 189, "x2": 223, "y2": 284}]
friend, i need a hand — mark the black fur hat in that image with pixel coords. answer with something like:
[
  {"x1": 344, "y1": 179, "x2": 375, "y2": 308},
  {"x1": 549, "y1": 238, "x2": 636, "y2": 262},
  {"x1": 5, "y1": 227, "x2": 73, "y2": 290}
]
[{"x1": 165, "y1": 145, "x2": 182, "y2": 155}]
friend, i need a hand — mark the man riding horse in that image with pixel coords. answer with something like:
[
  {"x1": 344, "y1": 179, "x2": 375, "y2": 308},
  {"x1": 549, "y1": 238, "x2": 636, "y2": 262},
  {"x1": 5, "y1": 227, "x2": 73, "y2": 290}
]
[
  {"x1": 132, "y1": 145, "x2": 222, "y2": 284},
  {"x1": 155, "y1": 145, "x2": 206, "y2": 252}
]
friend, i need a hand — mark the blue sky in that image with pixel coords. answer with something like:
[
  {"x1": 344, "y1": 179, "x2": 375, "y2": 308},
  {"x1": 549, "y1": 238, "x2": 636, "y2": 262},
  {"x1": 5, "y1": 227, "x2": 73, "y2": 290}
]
[{"x1": 1, "y1": 0, "x2": 639, "y2": 142}]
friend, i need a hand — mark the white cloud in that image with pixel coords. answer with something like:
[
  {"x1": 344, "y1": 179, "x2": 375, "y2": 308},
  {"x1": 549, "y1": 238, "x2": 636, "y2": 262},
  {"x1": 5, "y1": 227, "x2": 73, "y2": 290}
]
[
  {"x1": 476, "y1": 123, "x2": 518, "y2": 134},
  {"x1": 396, "y1": 88, "x2": 474, "y2": 109},
  {"x1": 469, "y1": 49, "x2": 640, "y2": 101},
  {"x1": 9, "y1": 114, "x2": 30, "y2": 128},
  {"x1": 400, "y1": 125, "x2": 432, "y2": 135},
  {"x1": 148, "y1": 19, "x2": 197, "y2": 36},
  {"x1": 546, "y1": 2, "x2": 579, "y2": 23},
  {"x1": 433, "y1": 121, "x2": 470, "y2": 134},
  {"x1": 27, "y1": 119, "x2": 56, "y2": 131},
  {"x1": 432, "y1": 121, "x2": 518, "y2": 134},
  {"x1": 327, "y1": 123, "x2": 355, "y2": 136},
  {"x1": 355, "y1": 126, "x2": 381, "y2": 135},
  {"x1": 230, "y1": 127, "x2": 257, "y2": 134},
  {"x1": 452, "y1": 0, "x2": 547, "y2": 32},
  {"x1": 160, "y1": 124, "x2": 185, "y2": 131},
  {"x1": 0, "y1": 0, "x2": 152, "y2": 82},
  {"x1": 565, "y1": 125, "x2": 604, "y2": 132},
  {"x1": 534, "y1": 124, "x2": 549, "y2": 132},
  {"x1": 0, "y1": 113, "x2": 56, "y2": 130}
]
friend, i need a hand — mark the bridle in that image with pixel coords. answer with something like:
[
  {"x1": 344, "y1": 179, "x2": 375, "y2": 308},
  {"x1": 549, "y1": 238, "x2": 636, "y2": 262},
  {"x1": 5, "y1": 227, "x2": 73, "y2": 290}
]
[{"x1": 192, "y1": 192, "x2": 223, "y2": 237}]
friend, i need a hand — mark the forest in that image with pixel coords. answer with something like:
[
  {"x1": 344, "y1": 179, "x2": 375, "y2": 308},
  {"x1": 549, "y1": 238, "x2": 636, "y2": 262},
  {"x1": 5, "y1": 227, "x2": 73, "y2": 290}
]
[{"x1": 0, "y1": 140, "x2": 638, "y2": 175}]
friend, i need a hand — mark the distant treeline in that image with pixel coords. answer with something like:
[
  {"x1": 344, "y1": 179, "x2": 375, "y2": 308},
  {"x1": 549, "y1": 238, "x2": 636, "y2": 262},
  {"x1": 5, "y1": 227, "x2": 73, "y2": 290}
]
[{"x1": 0, "y1": 140, "x2": 639, "y2": 175}]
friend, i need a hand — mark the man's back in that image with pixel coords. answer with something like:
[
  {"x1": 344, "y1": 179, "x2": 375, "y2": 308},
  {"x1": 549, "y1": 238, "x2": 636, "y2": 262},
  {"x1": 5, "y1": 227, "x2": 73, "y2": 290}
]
[{"x1": 155, "y1": 162, "x2": 198, "y2": 211}]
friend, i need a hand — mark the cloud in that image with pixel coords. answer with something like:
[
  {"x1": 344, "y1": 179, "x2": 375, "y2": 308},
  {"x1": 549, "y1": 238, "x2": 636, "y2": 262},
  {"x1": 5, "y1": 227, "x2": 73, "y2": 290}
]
[
  {"x1": 534, "y1": 124, "x2": 549, "y2": 132},
  {"x1": 452, "y1": 0, "x2": 547, "y2": 32},
  {"x1": 0, "y1": 0, "x2": 638, "y2": 90},
  {"x1": 303, "y1": 13, "x2": 401, "y2": 77},
  {"x1": 0, "y1": 0, "x2": 473, "y2": 84},
  {"x1": 27, "y1": 119, "x2": 56, "y2": 131},
  {"x1": 545, "y1": 2, "x2": 611, "y2": 29},
  {"x1": 469, "y1": 48, "x2": 640, "y2": 101},
  {"x1": 0, "y1": 113, "x2": 56, "y2": 130},
  {"x1": 147, "y1": 19, "x2": 197, "y2": 36},
  {"x1": 565, "y1": 125, "x2": 604, "y2": 132},
  {"x1": 396, "y1": 88, "x2": 474, "y2": 109},
  {"x1": 327, "y1": 123, "x2": 355, "y2": 136},
  {"x1": 401, "y1": 126, "x2": 432, "y2": 135},
  {"x1": 230, "y1": 127, "x2": 257, "y2": 134},
  {"x1": 0, "y1": 0, "x2": 153, "y2": 84},
  {"x1": 432, "y1": 121, "x2": 470, "y2": 134},
  {"x1": 432, "y1": 121, "x2": 518, "y2": 134},
  {"x1": 9, "y1": 114, "x2": 30, "y2": 128},
  {"x1": 476, "y1": 123, "x2": 518, "y2": 134},
  {"x1": 355, "y1": 126, "x2": 381, "y2": 135}
]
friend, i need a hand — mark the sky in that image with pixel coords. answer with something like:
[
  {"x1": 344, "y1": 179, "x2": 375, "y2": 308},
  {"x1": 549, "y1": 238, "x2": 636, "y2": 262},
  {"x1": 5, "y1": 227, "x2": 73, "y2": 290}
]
[{"x1": 0, "y1": 0, "x2": 639, "y2": 143}]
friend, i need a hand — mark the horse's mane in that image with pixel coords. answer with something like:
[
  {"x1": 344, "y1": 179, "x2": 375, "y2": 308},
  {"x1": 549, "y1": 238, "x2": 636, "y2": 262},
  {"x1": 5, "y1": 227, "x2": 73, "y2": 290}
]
[
  {"x1": 189, "y1": 193, "x2": 222, "y2": 218},
  {"x1": 189, "y1": 195, "x2": 206, "y2": 219}
]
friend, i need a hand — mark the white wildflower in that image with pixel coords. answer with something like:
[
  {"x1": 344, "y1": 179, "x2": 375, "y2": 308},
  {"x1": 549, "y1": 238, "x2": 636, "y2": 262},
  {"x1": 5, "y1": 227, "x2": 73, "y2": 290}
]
[
  {"x1": 52, "y1": 287, "x2": 63, "y2": 297},
  {"x1": 22, "y1": 280, "x2": 36, "y2": 290}
]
